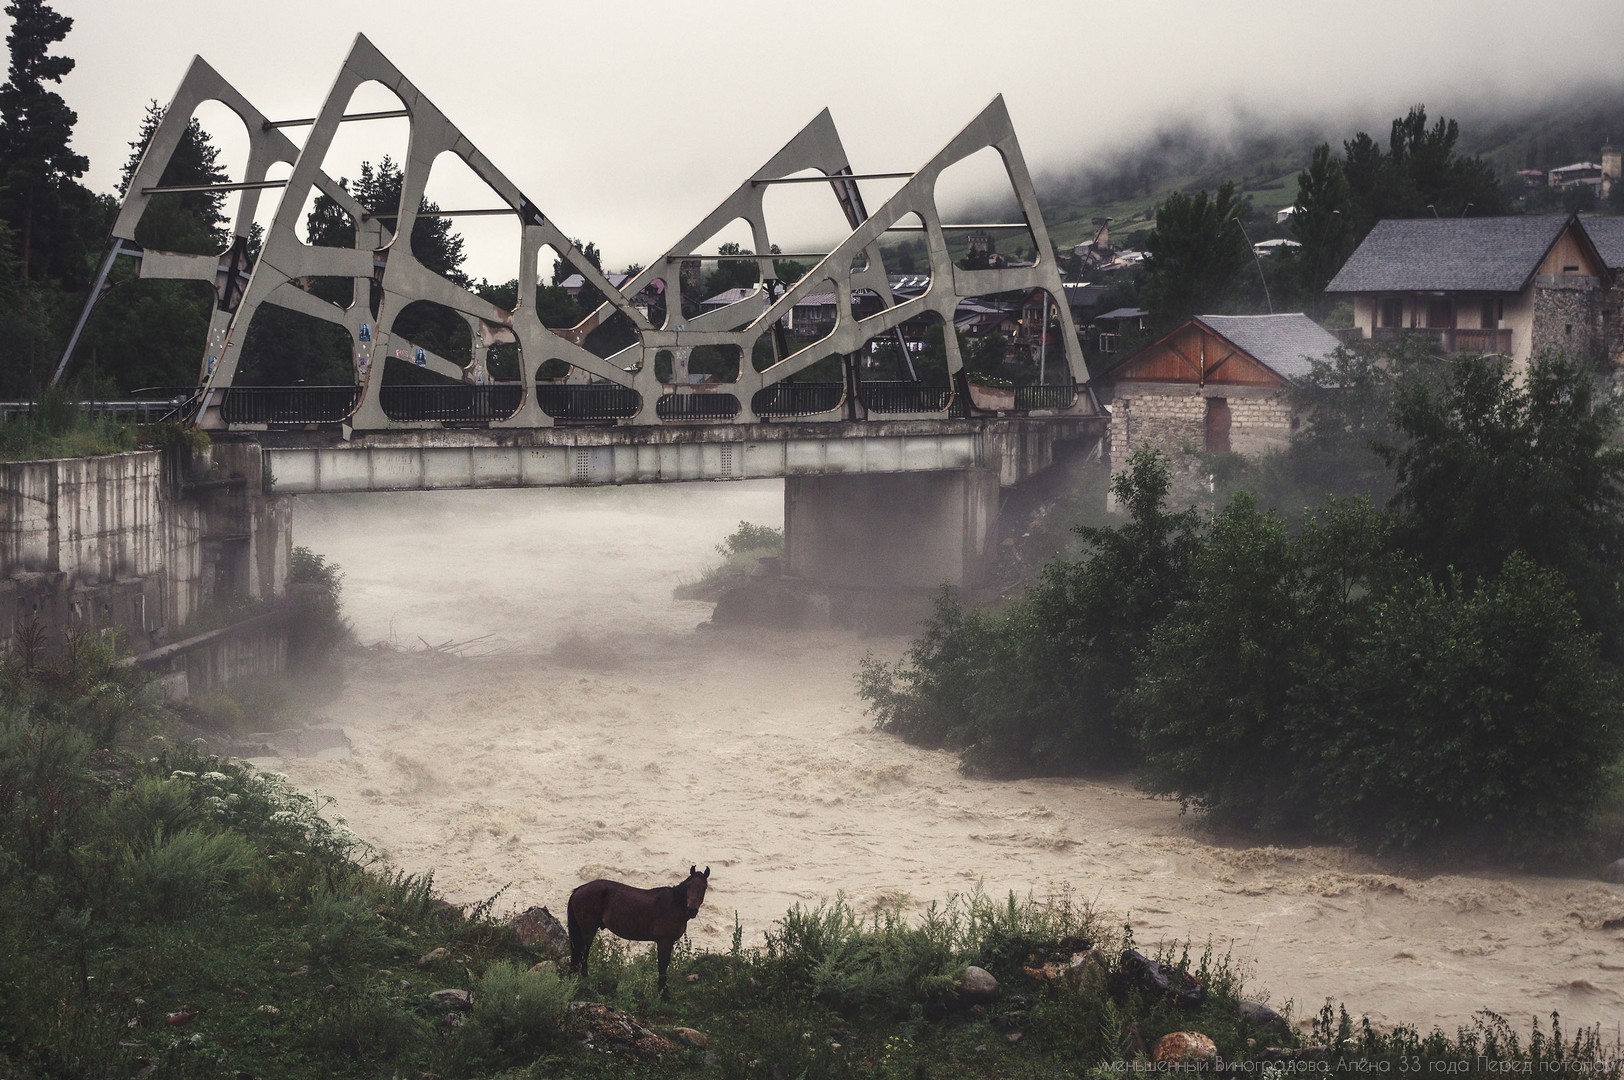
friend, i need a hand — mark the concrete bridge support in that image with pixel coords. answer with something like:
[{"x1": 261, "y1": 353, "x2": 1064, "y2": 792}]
[{"x1": 783, "y1": 468, "x2": 1001, "y2": 592}]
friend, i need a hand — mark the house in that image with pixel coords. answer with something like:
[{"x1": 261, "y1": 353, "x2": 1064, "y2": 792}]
[
  {"x1": 1550, "y1": 162, "x2": 1603, "y2": 190},
  {"x1": 1091, "y1": 307, "x2": 1148, "y2": 356},
  {"x1": 1324, "y1": 214, "x2": 1611, "y2": 373},
  {"x1": 1095, "y1": 313, "x2": 1342, "y2": 495},
  {"x1": 1572, "y1": 216, "x2": 1624, "y2": 371},
  {"x1": 1252, "y1": 238, "x2": 1301, "y2": 257}
]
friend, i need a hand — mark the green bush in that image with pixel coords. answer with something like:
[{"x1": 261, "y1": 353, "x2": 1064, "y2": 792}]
[
  {"x1": 861, "y1": 449, "x2": 1200, "y2": 775},
  {"x1": 467, "y1": 960, "x2": 577, "y2": 1061},
  {"x1": 289, "y1": 545, "x2": 351, "y2": 672},
  {"x1": 119, "y1": 827, "x2": 260, "y2": 920}
]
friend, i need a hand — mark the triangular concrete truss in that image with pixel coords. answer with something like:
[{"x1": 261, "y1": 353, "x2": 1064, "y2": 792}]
[{"x1": 88, "y1": 33, "x2": 1089, "y2": 430}]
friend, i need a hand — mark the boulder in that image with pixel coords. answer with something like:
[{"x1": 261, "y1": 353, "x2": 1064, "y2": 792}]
[
  {"x1": 1238, "y1": 998, "x2": 1291, "y2": 1037},
  {"x1": 428, "y1": 989, "x2": 472, "y2": 1011},
  {"x1": 509, "y1": 906, "x2": 570, "y2": 959},
  {"x1": 958, "y1": 965, "x2": 1000, "y2": 1003},
  {"x1": 669, "y1": 1027, "x2": 708, "y2": 1048},
  {"x1": 1119, "y1": 948, "x2": 1204, "y2": 1008},
  {"x1": 1153, "y1": 1031, "x2": 1218, "y2": 1066},
  {"x1": 570, "y1": 1001, "x2": 670, "y2": 1060},
  {"x1": 1601, "y1": 857, "x2": 1624, "y2": 884},
  {"x1": 417, "y1": 947, "x2": 450, "y2": 967}
]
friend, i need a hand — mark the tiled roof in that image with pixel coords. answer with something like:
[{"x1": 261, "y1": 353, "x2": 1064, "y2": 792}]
[
  {"x1": 1197, "y1": 313, "x2": 1341, "y2": 381},
  {"x1": 701, "y1": 287, "x2": 758, "y2": 307},
  {"x1": 1581, "y1": 217, "x2": 1624, "y2": 269},
  {"x1": 1325, "y1": 215, "x2": 1572, "y2": 293}
]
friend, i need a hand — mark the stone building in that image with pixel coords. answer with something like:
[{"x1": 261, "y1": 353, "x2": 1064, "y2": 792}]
[
  {"x1": 1094, "y1": 313, "x2": 1341, "y2": 501},
  {"x1": 1325, "y1": 214, "x2": 1611, "y2": 377},
  {"x1": 1572, "y1": 216, "x2": 1624, "y2": 374}
]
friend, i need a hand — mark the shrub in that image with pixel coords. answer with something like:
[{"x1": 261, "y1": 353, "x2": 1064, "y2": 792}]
[
  {"x1": 119, "y1": 827, "x2": 260, "y2": 920},
  {"x1": 468, "y1": 960, "x2": 576, "y2": 1060},
  {"x1": 861, "y1": 449, "x2": 1200, "y2": 775},
  {"x1": 288, "y1": 545, "x2": 350, "y2": 671}
]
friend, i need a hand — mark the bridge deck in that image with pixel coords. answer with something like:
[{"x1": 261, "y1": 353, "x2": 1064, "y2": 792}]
[{"x1": 249, "y1": 417, "x2": 1104, "y2": 494}]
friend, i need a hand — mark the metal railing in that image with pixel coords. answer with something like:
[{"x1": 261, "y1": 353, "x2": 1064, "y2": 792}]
[
  {"x1": 859, "y1": 382, "x2": 954, "y2": 414},
  {"x1": 1014, "y1": 382, "x2": 1078, "y2": 412},
  {"x1": 751, "y1": 381, "x2": 844, "y2": 417},
  {"x1": 0, "y1": 397, "x2": 195, "y2": 423},
  {"x1": 379, "y1": 384, "x2": 524, "y2": 423},
  {"x1": 656, "y1": 392, "x2": 742, "y2": 421},
  {"x1": 221, "y1": 385, "x2": 361, "y2": 424},
  {"x1": 535, "y1": 382, "x2": 641, "y2": 421}
]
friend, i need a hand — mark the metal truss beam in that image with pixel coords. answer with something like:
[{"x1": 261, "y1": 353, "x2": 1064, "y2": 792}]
[{"x1": 66, "y1": 34, "x2": 1091, "y2": 432}]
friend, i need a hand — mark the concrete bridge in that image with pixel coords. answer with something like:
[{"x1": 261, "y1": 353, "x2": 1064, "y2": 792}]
[{"x1": 248, "y1": 411, "x2": 1104, "y2": 591}]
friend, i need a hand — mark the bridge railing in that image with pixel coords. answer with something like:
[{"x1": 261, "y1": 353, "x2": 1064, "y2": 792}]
[
  {"x1": 751, "y1": 381, "x2": 844, "y2": 418},
  {"x1": 656, "y1": 392, "x2": 742, "y2": 421},
  {"x1": 379, "y1": 384, "x2": 524, "y2": 423},
  {"x1": 535, "y1": 382, "x2": 641, "y2": 421},
  {"x1": 1014, "y1": 382, "x2": 1079, "y2": 412},
  {"x1": 859, "y1": 382, "x2": 955, "y2": 414},
  {"x1": 221, "y1": 385, "x2": 361, "y2": 424}
]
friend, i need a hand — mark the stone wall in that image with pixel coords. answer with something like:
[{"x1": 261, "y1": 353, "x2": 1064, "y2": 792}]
[
  {"x1": 1108, "y1": 384, "x2": 1294, "y2": 505},
  {"x1": 1531, "y1": 281, "x2": 1605, "y2": 368}
]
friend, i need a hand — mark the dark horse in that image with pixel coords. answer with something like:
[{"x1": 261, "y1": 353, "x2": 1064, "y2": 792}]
[{"x1": 567, "y1": 865, "x2": 710, "y2": 997}]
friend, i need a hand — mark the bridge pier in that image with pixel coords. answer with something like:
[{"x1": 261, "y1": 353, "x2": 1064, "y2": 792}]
[{"x1": 783, "y1": 468, "x2": 1001, "y2": 592}]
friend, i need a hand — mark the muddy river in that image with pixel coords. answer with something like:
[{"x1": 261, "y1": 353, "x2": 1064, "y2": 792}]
[{"x1": 270, "y1": 482, "x2": 1624, "y2": 1037}]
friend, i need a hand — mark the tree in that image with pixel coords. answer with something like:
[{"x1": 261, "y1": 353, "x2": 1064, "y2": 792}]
[
  {"x1": 1381, "y1": 350, "x2": 1624, "y2": 662},
  {"x1": 1141, "y1": 181, "x2": 1251, "y2": 328},
  {"x1": 307, "y1": 157, "x2": 468, "y2": 286},
  {"x1": 1284, "y1": 144, "x2": 1357, "y2": 316},
  {"x1": 67, "y1": 102, "x2": 233, "y2": 392},
  {"x1": 1341, "y1": 106, "x2": 1507, "y2": 237},
  {"x1": 117, "y1": 101, "x2": 228, "y2": 254},
  {"x1": 0, "y1": 0, "x2": 89, "y2": 288},
  {"x1": 703, "y1": 241, "x2": 758, "y2": 299}
]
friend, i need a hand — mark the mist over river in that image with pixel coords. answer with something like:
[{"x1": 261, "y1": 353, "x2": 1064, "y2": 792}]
[{"x1": 274, "y1": 482, "x2": 1624, "y2": 1036}]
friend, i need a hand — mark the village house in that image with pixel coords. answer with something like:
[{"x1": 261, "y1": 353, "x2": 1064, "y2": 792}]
[
  {"x1": 1094, "y1": 313, "x2": 1342, "y2": 497},
  {"x1": 1324, "y1": 213, "x2": 1611, "y2": 375},
  {"x1": 1572, "y1": 216, "x2": 1624, "y2": 372}
]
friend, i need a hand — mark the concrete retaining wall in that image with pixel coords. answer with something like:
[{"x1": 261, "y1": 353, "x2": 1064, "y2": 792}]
[{"x1": 0, "y1": 443, "x2": 291, "y2": 691}]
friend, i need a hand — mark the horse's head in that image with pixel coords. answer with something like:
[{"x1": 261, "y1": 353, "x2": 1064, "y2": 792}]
[{"x1": 680, "y1": 865, "x2": 710, "y2": 919}]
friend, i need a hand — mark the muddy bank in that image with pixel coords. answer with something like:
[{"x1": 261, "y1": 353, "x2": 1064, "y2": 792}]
[{"x1": 273, "y1": 484, "x2": 1624, "y2": 1037}]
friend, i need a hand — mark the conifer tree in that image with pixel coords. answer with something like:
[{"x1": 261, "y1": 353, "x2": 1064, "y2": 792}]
[{"x1": 0, "y1": 0, "x2": 89, "y2": 286}]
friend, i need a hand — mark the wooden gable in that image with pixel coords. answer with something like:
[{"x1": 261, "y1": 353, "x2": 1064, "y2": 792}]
[
  {"x1": 1110, "y1": 319, "x2": 1286, "y2": 388},
  {"x1": 1536, "y1": 219, "x2": 1610, "y2": 279}
]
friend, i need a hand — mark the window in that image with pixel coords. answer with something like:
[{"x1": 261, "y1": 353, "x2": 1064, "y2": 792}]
[{"x1": 1379, "y1": 298, "x2": 1403, "y2": 328}]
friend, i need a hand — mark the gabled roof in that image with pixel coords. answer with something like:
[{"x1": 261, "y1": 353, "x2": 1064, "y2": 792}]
[
  {"x1": 1325, "y1": 214, "x2": 1578, "y2": 294},
  {"x1": 1581, "y1": 217, "x2": 1624, "y2": 269},
  {"x1": 1095, "y1": 313, "x2": 1339, "y2": 388},
  {"x1": 1196, "y1": 314, "x2": 1341, "y2": 382}
]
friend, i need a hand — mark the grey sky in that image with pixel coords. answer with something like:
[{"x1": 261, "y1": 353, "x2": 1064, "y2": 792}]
[{"x1": 30, "y1": 0, "x2": 1624, "y2": 282}]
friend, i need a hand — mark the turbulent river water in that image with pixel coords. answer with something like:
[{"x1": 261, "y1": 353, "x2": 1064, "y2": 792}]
[{"x1": 273, "y1": 482, "x2": 1624, "y2": 1037}]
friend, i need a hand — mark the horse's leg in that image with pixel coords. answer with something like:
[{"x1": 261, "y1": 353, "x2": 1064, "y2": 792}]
[
  {"x1": 656, "y1": 938, "x2": 674, "y2": 1000},
  {"x1": 567, "y1": 900, "x2": 593, "y2": 976}
]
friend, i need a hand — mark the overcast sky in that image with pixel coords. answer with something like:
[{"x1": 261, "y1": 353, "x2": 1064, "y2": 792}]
[{"x1": 28, "y1": 0, "x2": 1624, "y2": 282}]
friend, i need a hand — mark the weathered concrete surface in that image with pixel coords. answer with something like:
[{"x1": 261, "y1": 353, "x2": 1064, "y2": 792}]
[
  {"x1": 0, "y1": 445, "x2": 291, "y2": 683},
  {"x1": 784, "y1": 468, "x2": 1001, "y2": 590},
  {"x1": 256, "y1": 417, "x2": 1104, "y2": 495}
]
